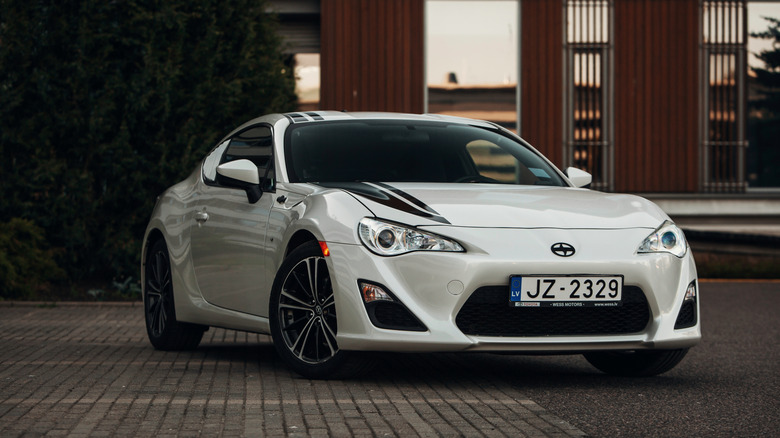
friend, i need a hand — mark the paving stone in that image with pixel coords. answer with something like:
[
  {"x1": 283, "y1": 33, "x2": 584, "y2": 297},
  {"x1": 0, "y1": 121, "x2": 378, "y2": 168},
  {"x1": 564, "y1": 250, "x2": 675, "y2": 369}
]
[{"x1": 0, "y1": 304, "x2": 586, "y2": 437}]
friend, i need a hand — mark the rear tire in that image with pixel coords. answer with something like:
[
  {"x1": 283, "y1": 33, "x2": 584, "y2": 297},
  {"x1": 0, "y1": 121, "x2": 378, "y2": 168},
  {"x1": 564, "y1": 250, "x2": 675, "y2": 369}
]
[
  {"x1": 269, "y1": 241, "x2": 372, "y2": 379},
  {"x1": 144, "y1": 239, "x2": 206, "y2": 350},
  {"x1": 584, "y1": 348, "x2": 689, "y2": 377}
]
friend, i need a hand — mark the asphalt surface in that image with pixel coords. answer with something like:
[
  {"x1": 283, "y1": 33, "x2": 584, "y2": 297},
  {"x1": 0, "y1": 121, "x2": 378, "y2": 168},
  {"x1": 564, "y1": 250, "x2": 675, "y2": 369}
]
[
  {"x1": 1, "y1": 280, "x2": 778, "y2": 437},
  {"x1": 476, "y1": 280, "x2": 780, "y2": 437}
]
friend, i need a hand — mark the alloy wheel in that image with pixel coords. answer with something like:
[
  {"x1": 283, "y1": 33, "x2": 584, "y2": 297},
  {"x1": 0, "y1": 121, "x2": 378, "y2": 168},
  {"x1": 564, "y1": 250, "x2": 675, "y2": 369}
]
[
  {"x1": 145, "y1": 247, "x2": 172, "y2": 338},
  {"x1": 277, "y1": 256, "x2": 338, "y2": 364}
]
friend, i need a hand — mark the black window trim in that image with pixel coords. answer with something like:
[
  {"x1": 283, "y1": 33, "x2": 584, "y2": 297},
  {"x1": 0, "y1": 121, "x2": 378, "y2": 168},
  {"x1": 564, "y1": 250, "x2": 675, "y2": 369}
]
[{"x1": 202, "y1": 122, "x2": 276, "y2": 193}]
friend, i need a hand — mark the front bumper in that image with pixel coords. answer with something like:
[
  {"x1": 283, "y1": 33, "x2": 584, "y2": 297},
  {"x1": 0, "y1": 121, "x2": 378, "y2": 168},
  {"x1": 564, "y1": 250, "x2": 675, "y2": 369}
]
[{"x1": 327, "y1": 227, "x2": 700, "y2": 353}]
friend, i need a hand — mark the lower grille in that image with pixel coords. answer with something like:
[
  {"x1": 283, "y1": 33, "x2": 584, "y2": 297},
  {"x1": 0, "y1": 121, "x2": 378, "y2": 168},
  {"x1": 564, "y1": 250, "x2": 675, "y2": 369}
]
[
  {"x1": 674, "y1": 299, "x2": 697, "y2": 329},
  {"x1": 367, "y1": 302, "x2": 427, "y2": 332},
  {"x1": 456, "y1": 285, "x2": 651, "y2": 336}
]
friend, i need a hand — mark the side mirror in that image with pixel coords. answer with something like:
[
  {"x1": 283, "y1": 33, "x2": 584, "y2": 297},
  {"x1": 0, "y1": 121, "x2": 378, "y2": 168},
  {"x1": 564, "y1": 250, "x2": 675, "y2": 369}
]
[
  {"x1": 216, "y1": 159, "x2": 262, "y2": 203},
  {"x1": 565, "y1": 167, "x2": 592, "y2": 188}
]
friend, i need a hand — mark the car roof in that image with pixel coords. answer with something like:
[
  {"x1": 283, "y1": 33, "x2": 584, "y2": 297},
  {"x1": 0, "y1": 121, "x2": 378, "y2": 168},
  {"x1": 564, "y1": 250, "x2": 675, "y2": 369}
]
[
  {"x1": 216, "y1": 111, "x2": 510, "y2": 155},
  {"x1": 222, "y1": 111, "x2": 498, "y2": 144},
  {"x1": 280, "y1": 111, "x2": 498, "y2": 129}
]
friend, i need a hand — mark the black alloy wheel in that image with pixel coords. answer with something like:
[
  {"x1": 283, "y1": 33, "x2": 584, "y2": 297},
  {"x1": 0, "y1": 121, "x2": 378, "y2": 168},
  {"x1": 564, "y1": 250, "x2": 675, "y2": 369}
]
[
  {"x1": 144, "y1": 239, "x2": 205, "y2": 350},
  {"x1": 270, "y1": 241, "x2": 371, "y2": 379}
]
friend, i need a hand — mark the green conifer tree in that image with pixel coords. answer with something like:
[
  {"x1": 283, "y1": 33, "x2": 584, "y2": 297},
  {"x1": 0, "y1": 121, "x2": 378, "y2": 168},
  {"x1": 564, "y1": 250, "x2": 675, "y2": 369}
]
[{"x1": 0, "y1": 0, "x2": 297, "y2": 296}]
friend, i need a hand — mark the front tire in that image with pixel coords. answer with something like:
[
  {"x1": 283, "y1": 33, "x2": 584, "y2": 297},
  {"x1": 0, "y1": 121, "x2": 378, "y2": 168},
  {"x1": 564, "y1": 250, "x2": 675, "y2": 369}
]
[
  {"x1": 144, "y1": 239, "x2": 205, "y2": 350},
  {"x1": 269, "y1": 241, "x2": 370, "y2": 379},
  {"x1": 584, "y1": 348, "x2": 689, "y2": 377}
]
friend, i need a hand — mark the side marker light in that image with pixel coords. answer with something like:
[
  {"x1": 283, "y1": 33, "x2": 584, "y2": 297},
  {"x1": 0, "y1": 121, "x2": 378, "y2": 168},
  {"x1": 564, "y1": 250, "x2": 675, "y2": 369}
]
[{"x1": 318, "y1": 241, "x2": 330, "y2": 257}]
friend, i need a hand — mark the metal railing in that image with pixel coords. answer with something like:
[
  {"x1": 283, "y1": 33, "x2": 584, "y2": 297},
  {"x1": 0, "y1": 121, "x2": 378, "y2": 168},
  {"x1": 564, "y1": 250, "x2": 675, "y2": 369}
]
[
  {"x1": 564, "y1": 0, "x2": 614, "y2": 191},
  {"x1": 700, "y1": 0, "x2": 747, "y2": 192}
]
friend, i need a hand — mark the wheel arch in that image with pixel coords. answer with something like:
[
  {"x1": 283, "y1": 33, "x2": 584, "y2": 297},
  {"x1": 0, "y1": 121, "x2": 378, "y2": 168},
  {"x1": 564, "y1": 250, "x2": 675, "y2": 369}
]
[
  {"x1": 140, "y1": 228, "x2": 167, "y2": 298},
  {"x1": 145, "y1": 228, "x2": 166, "y2": 250},
  {"x1": 142, "y1": 228, "x2": 166, "y2": 267},
  {"x1": 284, "y1": 229, "x2": 319, "y2": 259}
]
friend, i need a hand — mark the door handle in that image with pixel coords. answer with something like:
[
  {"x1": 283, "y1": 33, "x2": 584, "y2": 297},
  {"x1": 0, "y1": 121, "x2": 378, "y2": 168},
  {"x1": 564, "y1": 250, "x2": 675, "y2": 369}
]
[{"x1": 194, "y1": 211, "x2": 209, "y2": 224}]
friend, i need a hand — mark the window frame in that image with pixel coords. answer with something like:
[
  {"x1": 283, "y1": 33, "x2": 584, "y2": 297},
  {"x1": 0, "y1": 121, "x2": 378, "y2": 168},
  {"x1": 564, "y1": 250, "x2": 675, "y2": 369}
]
[
  {"x1": 700, "y1": 0, "x2": 748, "y2": 193},
  {"x1": 563, "y1": 0, "x2": 615, "y2": 192},
  {"x1": 201, "y1": 123, "x2": 277, "y2": 193}
]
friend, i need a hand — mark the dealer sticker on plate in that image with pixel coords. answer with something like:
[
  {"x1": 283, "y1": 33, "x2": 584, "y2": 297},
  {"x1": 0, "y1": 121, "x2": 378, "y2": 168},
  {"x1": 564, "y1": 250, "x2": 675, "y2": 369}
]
[{"x1": 509, "y1": 275, "x2": 623, "y2": 307}]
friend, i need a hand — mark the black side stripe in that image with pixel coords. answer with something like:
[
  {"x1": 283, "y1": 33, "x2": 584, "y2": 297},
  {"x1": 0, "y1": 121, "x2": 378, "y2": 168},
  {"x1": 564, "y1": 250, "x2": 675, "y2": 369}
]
[
  {"x1": 317, "y1": 182, "x2": 450, "y2": 224},
  {"x1": 371, "y1": 182, "x2": 440, "y2": 216}
]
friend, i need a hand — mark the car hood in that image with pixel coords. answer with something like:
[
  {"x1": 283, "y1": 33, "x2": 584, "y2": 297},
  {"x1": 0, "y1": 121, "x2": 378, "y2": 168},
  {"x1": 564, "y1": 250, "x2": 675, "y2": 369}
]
[{"x1": 318, "y1": 182, "x2": 668, "y2": 229}]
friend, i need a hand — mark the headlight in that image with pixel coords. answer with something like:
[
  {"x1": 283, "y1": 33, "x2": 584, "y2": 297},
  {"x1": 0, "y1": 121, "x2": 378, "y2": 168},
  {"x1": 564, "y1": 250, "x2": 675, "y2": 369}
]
[
  {"x1": 358, "y1": 218, "x2": 464, "y2": 256},
  {"x1": 637, "y1": 220, "x2": 688, "y2": 258}
]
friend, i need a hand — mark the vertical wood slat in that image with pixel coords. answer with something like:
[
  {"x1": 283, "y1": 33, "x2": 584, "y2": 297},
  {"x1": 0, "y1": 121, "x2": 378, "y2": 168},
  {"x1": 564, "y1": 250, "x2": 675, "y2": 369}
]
[
  {"x1": 614, "y1": 0, "x2": 699, "y2": 192},
  {"x1": 521, "y1": 0, "x2": 564, "y2": 167},
  {"x1": 686, "y1": 0, "x2": 698, "y2": 191},
  {"x1": 320, "y1": 0, "x2": 424, "y2": 113}
]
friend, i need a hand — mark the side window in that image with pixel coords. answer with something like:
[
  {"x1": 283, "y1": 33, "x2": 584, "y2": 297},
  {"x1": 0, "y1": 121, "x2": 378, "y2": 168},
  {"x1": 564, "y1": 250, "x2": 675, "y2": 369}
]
[
  {"x1": 222, "y1": 126, "x2": 273, "y2": 168},
  {"x1": 217, "y1": 125, "x2": 275, "y2": 191},
  {"x1": 202, "y1": 139, "x2": 230, "y2": 184}
]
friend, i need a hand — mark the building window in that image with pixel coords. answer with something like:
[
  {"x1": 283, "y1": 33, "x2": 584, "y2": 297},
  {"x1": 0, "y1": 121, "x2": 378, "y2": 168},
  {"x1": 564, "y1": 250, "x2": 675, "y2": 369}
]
[
  {"x1": 564, "y1": 0, "x2": 614, "y2": 191},
  {"x1": 295, "y1": 53, "x2": 320, "y2": 111},
  {"x1": 268, "y1": 0, "x2": 321, "y2": 111},
  {"x1": 425, "y1": 0, "x2": 519, "y2": 131},
  {"x1": 746, "y1": 1, "x2": 780, "y2": 188},
  {"x1": 701, "y1": 0, "x2": 747, "y2": 192}
]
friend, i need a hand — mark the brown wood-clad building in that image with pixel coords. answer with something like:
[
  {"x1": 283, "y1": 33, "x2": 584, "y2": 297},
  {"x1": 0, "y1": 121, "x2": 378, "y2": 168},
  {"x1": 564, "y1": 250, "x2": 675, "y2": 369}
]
[
  {"x1": 320, "y1": 0, "x2": 424, "y2": 113},
  {"x1": 275, "y1": 0, "x2": 771, "y2": 195}
]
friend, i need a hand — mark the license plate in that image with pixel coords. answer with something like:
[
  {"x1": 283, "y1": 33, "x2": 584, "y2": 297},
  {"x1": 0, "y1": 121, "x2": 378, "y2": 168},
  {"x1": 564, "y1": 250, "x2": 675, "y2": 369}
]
[{"x1": 509, "y1": 275, "x2": 623, "y2": 307}]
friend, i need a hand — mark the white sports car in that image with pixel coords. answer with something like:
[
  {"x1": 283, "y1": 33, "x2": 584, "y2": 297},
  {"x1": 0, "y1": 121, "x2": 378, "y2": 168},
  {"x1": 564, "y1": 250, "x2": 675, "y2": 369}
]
[{"x1": 142, "y1": 111, "x2": 700, "y2": 379}]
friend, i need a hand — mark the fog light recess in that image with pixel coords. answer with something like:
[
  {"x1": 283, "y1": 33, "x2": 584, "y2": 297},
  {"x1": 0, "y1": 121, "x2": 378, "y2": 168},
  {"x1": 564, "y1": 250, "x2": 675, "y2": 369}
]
[
  {"x1": 675, "y1": 280, "x2": 698, "y2": 329},
  {"x1": 357, "y1": 280, "x2": 427, "y2": 332}
]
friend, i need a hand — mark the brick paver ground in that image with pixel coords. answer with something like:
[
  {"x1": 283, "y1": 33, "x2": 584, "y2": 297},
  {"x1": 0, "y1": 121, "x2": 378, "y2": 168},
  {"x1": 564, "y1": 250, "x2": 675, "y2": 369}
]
[{"x1": 0, "y1": 303, "x2": 586, "y2": 437}]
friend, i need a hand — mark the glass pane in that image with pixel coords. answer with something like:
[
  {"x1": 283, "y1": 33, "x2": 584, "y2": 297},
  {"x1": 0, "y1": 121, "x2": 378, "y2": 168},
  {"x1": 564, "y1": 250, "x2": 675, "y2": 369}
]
[
  {"x1": 225, "y1": 126, "x2": 273, "y2": 168},
  {"x1": 565, "y1": 0, "x2": 611, "y2": 190},
  {"x1": 295, "y1": 53, "x2": 320, "y2": 111},
  {"x1": 746, "y1": 2, "x2": 780, "y2": 187},
  {"x1": 426, "y1": 1, "x2": 518, "y2": 131},
  {"x1": 567, "y1": 0, "x2": 609, "y2": 44},
  {"x1": 286, "y1": 121, "x2": 565, "y2": 186},
  {"x1": 701, "y1": 0, "x2": 747, "y2": 190},
  {"x1": 703, "y1": 1, "x2": 745, "y2": 45},
  {"x1": 203, "y1": 140, "x2": 231, "y2": 183}
]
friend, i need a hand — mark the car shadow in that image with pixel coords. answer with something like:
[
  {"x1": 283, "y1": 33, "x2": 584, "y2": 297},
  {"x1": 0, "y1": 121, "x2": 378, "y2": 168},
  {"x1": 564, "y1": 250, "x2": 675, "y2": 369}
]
[
  {"x1": 362, "y1": 351, "x2": 698, "y2": 390},
  {"x1": 187, "y1": 339, "x2": 698, "y2": 390}
]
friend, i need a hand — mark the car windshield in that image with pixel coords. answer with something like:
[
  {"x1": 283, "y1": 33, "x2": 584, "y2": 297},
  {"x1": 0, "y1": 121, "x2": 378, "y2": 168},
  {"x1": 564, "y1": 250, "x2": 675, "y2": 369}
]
[{"x1": 285, "y1": 120, "x2": 566, "y2": 186}]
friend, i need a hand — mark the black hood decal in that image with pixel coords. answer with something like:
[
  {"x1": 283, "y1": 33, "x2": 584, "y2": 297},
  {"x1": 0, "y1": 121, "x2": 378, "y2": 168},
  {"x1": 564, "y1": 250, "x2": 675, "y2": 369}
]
[{"x1": 317, "y1": 182, "x2": 450, "y2": 224}]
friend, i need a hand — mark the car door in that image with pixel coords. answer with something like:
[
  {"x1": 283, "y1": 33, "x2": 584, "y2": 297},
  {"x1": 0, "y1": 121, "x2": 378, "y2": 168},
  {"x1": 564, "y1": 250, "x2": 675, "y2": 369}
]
[{"x1": 189, "y1": 125, "x2": 275, "y2": 316}]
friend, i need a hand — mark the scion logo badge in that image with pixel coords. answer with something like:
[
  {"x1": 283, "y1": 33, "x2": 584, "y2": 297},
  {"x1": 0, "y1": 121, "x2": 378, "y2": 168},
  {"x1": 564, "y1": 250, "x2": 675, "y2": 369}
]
[{"x1": 551, "y1": 242, "x2": 576, "y2": 257}]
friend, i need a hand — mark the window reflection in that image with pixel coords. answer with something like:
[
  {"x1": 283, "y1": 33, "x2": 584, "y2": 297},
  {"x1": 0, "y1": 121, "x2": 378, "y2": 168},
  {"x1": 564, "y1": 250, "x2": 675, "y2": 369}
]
[
  {"x1": 295, "y1": 53, "x2": 320, "y2": 111},
  {"x1": 746, "y1": 2, "x2": 780, "y2": 187},
  {"x1": 565, "y1": 0, "x2": 612, "y2": 191},
  {"x1": 426, "y1": 1, "x2": 518, "y2": 131},
  {"x1": 702, "y1": 0, "x2": 746, "y2": 192}
]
